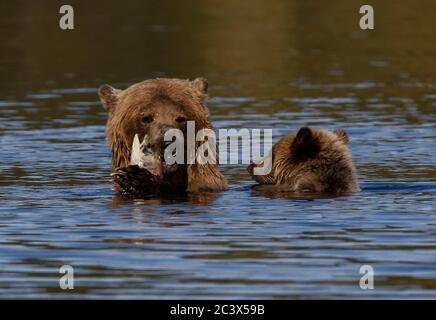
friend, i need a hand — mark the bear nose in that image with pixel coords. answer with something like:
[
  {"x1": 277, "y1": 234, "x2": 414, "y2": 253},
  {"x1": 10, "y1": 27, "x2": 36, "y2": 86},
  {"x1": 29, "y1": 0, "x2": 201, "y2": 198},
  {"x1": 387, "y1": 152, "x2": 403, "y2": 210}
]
[{"x1": 160, "y1": 125, "x2": 178, "y2": 147}]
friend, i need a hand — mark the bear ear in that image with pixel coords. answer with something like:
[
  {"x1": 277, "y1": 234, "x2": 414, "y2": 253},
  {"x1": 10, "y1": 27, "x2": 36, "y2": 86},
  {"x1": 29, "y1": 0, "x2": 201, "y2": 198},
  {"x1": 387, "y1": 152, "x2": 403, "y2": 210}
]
[
  {"x1": 291, "y1": 127, "x2": 319, "y2": 158},
  {"x1": 333, "y1": 128, "x2": 349, "y2": 144},
  {"x1": 98, "y1": 84, "x2": 121, "y2": 113},
  {"x1": 192, "y1": 77, "x2": 208, "y2": 94}
]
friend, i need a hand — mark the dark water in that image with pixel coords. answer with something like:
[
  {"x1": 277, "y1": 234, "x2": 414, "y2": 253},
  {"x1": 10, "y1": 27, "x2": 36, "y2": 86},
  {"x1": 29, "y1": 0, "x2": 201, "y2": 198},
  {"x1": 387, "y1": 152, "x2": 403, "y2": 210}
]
[{"x1": 0, "y1": 0, "x2": 435, "y2": 298}]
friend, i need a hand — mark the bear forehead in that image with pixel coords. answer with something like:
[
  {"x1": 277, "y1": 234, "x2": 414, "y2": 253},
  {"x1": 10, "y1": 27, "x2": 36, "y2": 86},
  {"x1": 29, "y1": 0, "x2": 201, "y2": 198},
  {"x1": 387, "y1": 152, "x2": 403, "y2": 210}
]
[
  {"x1": 121, "y1": 79, "x2": 198, "y2": 101},
  {"x1": 108, "y1": 78, "x2": 210, "y2": 130},
  {"x1": 117, "y1": 79, "x2": 205, "y2": 112}
]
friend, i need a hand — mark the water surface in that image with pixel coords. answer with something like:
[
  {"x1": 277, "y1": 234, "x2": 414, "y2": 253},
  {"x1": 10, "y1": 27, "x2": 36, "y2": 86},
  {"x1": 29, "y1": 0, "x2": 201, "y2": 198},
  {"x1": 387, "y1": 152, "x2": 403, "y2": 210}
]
[{"x1": 0, "y1": 0, "x2": 435, "y2": 298}]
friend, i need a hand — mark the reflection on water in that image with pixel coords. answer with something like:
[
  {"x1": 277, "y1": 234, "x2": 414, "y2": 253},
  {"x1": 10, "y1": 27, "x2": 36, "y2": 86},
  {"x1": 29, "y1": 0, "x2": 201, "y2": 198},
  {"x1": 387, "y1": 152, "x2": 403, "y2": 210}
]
[{"x1": 0, "y1": 0, "x2": 435, "y2": 298}]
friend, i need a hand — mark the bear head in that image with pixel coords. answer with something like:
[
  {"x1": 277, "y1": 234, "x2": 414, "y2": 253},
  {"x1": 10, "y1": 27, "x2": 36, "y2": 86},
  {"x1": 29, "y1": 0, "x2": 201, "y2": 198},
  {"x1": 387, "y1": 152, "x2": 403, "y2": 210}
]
[
  {"x1": 99, "y1": 77, "x2": 227, "y2": 193},
  {"x1": 99, "y1": 78, "x2": 209, "y2": 169},
  {"x1": 247, "y1": 127, "x2": 359, "y2": 193}
]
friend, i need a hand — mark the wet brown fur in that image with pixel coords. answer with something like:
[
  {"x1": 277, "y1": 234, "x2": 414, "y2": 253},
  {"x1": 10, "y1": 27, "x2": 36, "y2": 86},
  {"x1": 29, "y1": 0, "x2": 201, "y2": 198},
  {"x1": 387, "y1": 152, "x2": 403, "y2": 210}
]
[
  {"x1": 99, "y1": 78, "x2": 227, "y2": 195},
  {"x1": 248, "y1": 127, "x2": 359, "y2": 193}
]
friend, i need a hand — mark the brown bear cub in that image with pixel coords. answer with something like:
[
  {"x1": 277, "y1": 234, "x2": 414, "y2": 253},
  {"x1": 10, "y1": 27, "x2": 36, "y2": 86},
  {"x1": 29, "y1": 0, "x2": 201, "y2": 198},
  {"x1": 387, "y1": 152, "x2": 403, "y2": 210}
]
[
  {"x1": 247, "y1": 127, "x2": 359, "y2": 193},
  {"x1": 98, "y1": 78, "x2": 227, "y2": 196}
]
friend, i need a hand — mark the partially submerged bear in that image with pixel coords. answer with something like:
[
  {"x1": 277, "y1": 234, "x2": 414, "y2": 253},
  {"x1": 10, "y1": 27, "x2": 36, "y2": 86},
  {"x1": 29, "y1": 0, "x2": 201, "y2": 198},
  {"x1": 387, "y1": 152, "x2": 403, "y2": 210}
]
[
  {"x1": 98, "y1": 78, "x2": 228, "y2": 196},
  {"x1": 248, "y1": 127, "x2": 359, "y2": 193}
]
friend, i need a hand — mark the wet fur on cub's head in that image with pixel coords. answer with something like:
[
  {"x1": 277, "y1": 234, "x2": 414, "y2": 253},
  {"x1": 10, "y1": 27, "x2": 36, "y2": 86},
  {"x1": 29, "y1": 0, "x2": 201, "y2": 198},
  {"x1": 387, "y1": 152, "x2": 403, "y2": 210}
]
[
  {"x1": 99, "y1": 78, "x2": 227, "y2": 192},
  {"x1": 248, "y1": 127, "x2": 359, "y2": 193}
]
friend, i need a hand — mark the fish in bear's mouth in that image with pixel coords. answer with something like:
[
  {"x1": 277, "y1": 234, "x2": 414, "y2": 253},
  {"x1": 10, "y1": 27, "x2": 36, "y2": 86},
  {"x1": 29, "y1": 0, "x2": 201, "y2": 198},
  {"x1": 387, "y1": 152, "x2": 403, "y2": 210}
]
[{"x1": 130, "y1": 134, "x2": 178, "y2": 177}]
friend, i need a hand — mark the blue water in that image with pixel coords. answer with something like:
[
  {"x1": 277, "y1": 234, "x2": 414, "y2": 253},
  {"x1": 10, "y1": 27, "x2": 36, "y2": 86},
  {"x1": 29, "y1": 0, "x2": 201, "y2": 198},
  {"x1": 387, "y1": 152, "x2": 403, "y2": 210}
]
[{"x1": 0, "y1": 0, "x2": 435, "y2": 298}]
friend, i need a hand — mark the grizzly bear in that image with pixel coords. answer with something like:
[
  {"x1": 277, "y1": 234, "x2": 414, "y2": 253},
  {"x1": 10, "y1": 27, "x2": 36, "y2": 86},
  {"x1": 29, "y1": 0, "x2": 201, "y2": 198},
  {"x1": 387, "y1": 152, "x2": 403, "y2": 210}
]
[
  {"x1": 247, "y1": 127, "x2": 359, "y2": 193},
  {"x1": 98, "y1": 78, "x2": 228, "y2": 196}
]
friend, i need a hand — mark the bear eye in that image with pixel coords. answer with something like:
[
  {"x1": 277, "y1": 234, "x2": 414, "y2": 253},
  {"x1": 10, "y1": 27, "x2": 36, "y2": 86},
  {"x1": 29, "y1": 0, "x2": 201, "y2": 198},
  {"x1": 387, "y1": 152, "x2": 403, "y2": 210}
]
[
  {"x1": 176, "y1": 116, "x2": 187, "y2": 123},
  {"x1": 142, "y1": 115, "x2": 154, "y2": 124}
]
